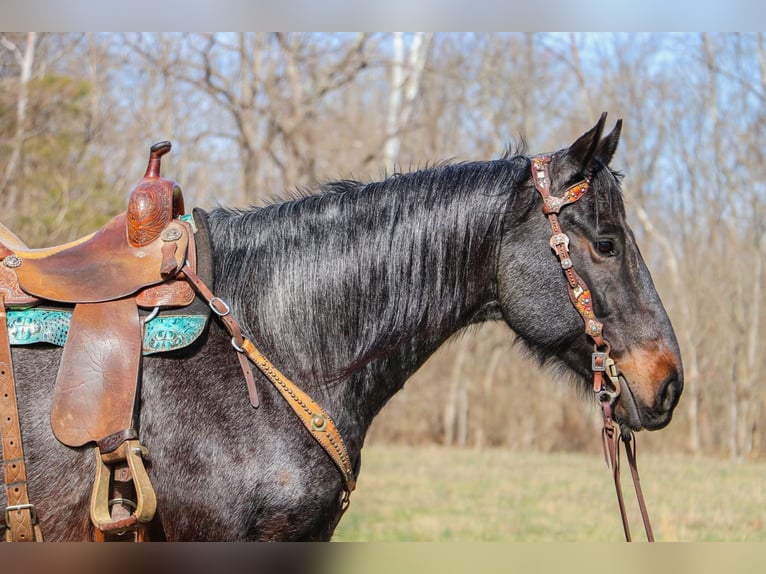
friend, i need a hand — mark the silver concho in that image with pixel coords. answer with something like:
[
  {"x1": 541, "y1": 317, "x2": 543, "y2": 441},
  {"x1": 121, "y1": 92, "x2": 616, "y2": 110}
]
[{"x1": 2, "y1": 254, "x2": 21, "y2": 268}]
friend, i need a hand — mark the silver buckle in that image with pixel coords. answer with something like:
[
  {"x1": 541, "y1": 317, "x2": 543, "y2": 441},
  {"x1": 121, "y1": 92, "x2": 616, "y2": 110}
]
[
  {"x1": 592, "y1": 352, "x2": 608, "y2": 372},
  {"x1": 208, "y1": 296, "x2": 231, "y2": 317},
  {"x1": 5, "y1": 503, "x2": 38, "y2": 525}
]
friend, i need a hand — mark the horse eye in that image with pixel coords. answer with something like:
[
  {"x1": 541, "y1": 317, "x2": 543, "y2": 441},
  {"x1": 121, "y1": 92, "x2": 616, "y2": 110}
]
[{"x1": 595, "y1": 239, "x2": 615, "y2": 256}]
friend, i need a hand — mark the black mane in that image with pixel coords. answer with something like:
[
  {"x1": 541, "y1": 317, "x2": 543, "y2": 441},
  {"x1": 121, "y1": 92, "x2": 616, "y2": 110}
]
[{"x1": 207, "y1": 157, "x2": 530, "y2": 384}]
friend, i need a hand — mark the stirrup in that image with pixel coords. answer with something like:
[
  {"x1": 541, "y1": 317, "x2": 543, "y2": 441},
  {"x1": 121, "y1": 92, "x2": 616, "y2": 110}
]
[{"x1": 89, "y1": 439, "x2": 157, "y2": 537}]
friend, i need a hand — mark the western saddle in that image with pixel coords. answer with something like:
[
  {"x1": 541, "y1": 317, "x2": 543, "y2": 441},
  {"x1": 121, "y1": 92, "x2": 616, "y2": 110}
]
[
  {"x1": 0, "y1": 142, "x2": 356, "y2": 542},
  {"x1": 0, "y1": 142, "x2": 198, "y2": 541}
]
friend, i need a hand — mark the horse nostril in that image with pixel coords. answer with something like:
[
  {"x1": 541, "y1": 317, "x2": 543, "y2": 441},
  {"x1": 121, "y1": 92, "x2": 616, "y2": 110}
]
[{"x1": 658, "y1": 374, "x2": 683, "y2": 412}]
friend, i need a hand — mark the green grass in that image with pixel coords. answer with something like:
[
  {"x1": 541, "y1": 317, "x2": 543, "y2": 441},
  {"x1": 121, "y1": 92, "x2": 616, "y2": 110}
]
[{"x1": 332, "y1": 446, "x2": 766, "y2": 542}]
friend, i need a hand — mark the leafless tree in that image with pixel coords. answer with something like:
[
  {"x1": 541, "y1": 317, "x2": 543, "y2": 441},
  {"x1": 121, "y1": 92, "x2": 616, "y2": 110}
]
[{"x1": 0, "y1": 32, "x2": 37, "y2": 210}]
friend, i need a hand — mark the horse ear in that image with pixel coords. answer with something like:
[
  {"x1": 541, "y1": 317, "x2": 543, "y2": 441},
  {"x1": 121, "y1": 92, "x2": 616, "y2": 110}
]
[
  {"x1": 567, "y1": 112, "x2": 607, "y2": 170},
  {"x1": 595, "y1": 119, "x2": 622, "y2": 166}
]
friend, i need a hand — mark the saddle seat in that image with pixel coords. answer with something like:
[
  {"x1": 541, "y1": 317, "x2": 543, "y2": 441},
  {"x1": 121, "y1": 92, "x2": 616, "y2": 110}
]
[
  {"x1": 0, "y1": 221, "x2": 78, "y2": 252},
  {"x1": 8, "y1": 213, "x2": 188, "y2": 304}
]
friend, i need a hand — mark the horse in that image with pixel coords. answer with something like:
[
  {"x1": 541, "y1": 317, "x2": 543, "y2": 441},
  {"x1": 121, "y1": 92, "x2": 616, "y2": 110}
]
[{"x1": 2, "y1": 114, "x2": 683, "y2": 541}]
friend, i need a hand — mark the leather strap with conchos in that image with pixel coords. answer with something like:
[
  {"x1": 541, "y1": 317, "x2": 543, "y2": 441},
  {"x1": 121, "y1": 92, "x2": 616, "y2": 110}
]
[
  {"x1": 240, "y1": 338, "x2": 356, "y2": 493},
  {"x1": 180, "y1": 263, "x2": 357, "y2": 497}
]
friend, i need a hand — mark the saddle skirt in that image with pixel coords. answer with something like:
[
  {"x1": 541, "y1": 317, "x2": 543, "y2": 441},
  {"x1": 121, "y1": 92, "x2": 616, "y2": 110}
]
[{"x1": 5, "y1": 307, "x2": 208, "y2": 355}]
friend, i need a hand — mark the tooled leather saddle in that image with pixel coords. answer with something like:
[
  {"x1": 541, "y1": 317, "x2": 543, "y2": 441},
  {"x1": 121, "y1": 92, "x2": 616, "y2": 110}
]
[{"x1": 0, "y1": 142, "x2": 213, "y2": 541}]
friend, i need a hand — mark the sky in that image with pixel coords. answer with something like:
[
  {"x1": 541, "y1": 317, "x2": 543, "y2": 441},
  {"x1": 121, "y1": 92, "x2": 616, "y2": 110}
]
[{"x1": 1, "y1": 0, "x2": 763, "y2": 32}]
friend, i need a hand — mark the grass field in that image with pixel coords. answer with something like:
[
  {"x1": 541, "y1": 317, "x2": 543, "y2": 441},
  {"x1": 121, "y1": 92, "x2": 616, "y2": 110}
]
[{"x1": 331, "y1": 445, "x2": 766, "y2": 542}]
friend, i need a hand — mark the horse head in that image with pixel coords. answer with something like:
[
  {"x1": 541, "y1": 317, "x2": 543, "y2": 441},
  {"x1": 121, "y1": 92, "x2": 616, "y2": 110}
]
[{"x1": 498, "y1": 114, "x2": 683, "y2": 432}]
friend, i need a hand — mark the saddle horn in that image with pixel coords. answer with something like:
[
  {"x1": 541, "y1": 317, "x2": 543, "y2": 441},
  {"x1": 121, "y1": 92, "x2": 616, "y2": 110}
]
[
  {"x1": 144, "y1": 141, "x2": 172, "y2": 178},
  {"x1": 127, "y1": 141, "x2": 185, "y2": 248}
]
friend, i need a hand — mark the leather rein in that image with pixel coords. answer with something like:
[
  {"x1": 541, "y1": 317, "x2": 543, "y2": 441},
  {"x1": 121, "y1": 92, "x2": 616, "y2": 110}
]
[{"x1": 530, "y1": 154, "x2": 655, "y2": 542}]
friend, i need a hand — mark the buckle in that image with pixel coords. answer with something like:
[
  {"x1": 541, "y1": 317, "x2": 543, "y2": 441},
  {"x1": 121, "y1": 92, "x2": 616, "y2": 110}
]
[
  {"x1": 5, "y1": 503, "x2": 38, "y2": 525},
  {"x1": 208, "y1": 296, "x2": 231, "y2": 317},
  {"x1": 592, "y1": 352, "x2": 608, "y2": 372},
  {"x1": 549, "y1": 233, "x2": 570, "y2": 251}
]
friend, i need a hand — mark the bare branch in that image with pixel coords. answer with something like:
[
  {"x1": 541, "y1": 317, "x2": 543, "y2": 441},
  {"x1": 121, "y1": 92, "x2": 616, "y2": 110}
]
[{"x1": 0, "y1": 32, "x2": 37, "y2": 207}]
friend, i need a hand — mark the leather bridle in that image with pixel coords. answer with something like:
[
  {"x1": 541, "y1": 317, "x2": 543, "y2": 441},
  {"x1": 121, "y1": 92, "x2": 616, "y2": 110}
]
[{"x1": 530, "y1": 154, "x2": 655, "y2": 542}]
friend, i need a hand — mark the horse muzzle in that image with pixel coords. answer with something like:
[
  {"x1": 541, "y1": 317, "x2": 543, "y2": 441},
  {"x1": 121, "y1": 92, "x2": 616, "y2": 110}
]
[{"x1": 614, "y1": 353, "x2": 684, "y2": 431}]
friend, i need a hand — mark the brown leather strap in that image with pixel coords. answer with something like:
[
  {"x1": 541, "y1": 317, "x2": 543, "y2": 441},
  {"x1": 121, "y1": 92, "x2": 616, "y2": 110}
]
[
  {"x1": 241, "y1": 338, "x2": 356, "y2": 493},
  {"x1": 179, "y1": 263, "x2": 260, "y2": 408},
  {"x1": 622, "y1": 430, "x2": 654, "y2": 541},
  {"x1": 530, "y1": 156, "x2": 605, "y2": 346},
  {"x1": 601, "y1": 403, "x2": 632, "y2": 541},
  {"x1": 601, "y1": 405, "x2": 655, "y2": 542},
  {"x1": 0, "y1": 297, "x2": 42, "y2": 541},
  {"x1": 179, "y1": 263, "x2": 356, "y2": 496}
]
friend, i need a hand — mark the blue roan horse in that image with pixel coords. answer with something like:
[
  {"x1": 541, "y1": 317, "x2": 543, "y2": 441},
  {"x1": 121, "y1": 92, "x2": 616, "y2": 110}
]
[{"x1": 2, "y1": 115, "x2": 682, "y2": 541}]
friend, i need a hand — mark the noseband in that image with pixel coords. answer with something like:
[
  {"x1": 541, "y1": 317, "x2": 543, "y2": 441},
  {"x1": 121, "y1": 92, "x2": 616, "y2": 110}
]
[{"x1": 530, "y1": 154, "x2": 654, "y2": 542}]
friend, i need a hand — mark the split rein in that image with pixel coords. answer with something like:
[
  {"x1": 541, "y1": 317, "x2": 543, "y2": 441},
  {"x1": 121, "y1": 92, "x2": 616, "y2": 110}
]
[{"x1": 531, "y1": 155, "x2": 654, "y2": 542}]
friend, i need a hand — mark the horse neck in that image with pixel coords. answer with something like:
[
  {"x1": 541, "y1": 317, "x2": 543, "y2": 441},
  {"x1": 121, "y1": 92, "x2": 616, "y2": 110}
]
[{"x1": 208, "y1": 162, "x2": 517, "y2": 435}]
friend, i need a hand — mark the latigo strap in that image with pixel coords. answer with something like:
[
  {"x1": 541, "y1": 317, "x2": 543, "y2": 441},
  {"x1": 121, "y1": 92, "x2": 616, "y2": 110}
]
[{"x1": 0, "y1": 298, "x2": 43, "y2": 541}]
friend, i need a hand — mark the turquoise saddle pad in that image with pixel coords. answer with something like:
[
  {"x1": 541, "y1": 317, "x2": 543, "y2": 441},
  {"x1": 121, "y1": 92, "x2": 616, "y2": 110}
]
[{"x1": 7, "y1": 308, "x2": 207, "y2": 355}]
